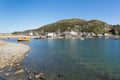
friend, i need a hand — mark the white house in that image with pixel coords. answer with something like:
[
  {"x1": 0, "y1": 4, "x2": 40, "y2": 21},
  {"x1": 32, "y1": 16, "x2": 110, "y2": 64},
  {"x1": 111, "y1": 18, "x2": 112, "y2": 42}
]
[
  {"x1": 97, "y1": 34, "x2": 103, "y2": 37},
  {"x1": 70, "y1": 30, "x2": 77, "y2": 36},
  {"x1": 104, "y1": 33, "x2": 110, "y2": 36},
  {"x1": 29, "y1": 31, "x2": 33, "y2": 36},
  {"x1": 91, "y1": 32, "x2": 96, "y2": 36},
  {"x1": 47, "y1": 33, "x2": 57, "y2": 38}
]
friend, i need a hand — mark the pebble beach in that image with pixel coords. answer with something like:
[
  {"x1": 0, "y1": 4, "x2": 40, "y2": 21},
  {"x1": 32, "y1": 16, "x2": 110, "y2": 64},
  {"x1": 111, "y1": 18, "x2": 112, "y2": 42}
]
[{"x1": 0, "y1": 40, "x2": 30, "y2": 69}]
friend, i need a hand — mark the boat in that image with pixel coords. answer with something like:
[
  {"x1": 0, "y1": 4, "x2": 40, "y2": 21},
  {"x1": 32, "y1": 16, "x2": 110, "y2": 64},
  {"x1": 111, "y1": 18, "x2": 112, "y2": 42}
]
[
  {"x1": 80, "y1": 38, "x2": 84, "y2": 40},
  {"x1": 115, "y1": 37, "x2": 119, "y2": 40},
  {"x1": 115, "y1": 38, "x2": 119, "y2": 40},
  {"x1": 115, "y1": 35, "x2": 119, "y2": 40},
  {"x1": 18, "y1": 37, "x2": 30, "y2": 41},
  {"x1": 34, "y1": 36, "x2": 45, "y2": 39},
  {"x1": 115, "y1": 31, "x2": 119, "y2": 40}
]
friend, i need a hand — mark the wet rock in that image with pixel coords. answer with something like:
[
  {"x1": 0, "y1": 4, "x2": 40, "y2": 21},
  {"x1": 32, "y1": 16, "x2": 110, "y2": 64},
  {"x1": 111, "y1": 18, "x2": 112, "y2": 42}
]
[
  {"x1": 34, "y1": 73, "x2": 45, "y2": 80},
  {"x1": 16, "y1": 65, "x2": 22, "y2": 69},
  {"x1": 0, "y1": 76, "x2": 6, "y2": 80},
  {"x1": 28, "y1": 76, "x2": 32, "y2": 80},
  {"x1": 25, "y1": 68, "x2": 31, "y2": 74},
  {"x1": 34, "y1": 74, "x2": 40, "y2": 79},
  {"x1": 34, "y1": 71, "x2": 38, "y2": 74},
  {"x1": 57, "y1": 74, "x2": 64, "y2": 78},
  {"x1": 5, "y1": 73, "x2": 10, "y2": 76},
  {"x1": 14, "y1": 69, "x2": 24, "y2": 75},
  {"x1": 39, "y1": 73, "x2": 45, "y2": 79},
  {"x1": 25, "y1": 54, "x2": 28, "y2": 57},
  {"x1": 26, "y1": 70, "x2": 31, "y2": 74},
  {"x1": 8, "y1": 68, "x2": 12, "y2": 71},
  {"x1": 0, "y1": 70, "x2": 3, "y2": 73}
]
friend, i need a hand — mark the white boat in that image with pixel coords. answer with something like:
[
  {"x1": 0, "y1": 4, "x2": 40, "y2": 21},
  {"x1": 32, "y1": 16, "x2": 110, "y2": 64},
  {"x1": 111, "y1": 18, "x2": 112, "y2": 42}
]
[
  {"x1": 80, "y1": 38, "x2": 84, "y2": 40},
  {"x1": 115, "y1": 36, "x2": 119, "y2": 40}
]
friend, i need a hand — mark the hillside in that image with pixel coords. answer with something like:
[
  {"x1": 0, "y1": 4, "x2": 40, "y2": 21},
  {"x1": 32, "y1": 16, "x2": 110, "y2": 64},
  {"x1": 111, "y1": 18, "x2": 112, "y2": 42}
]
[
  {"x1": 13, "y1": 18, "x2": 120, "y2": 35},
  {"x1": 35, "y1": 18, "x2": 87, "y2": 32}
]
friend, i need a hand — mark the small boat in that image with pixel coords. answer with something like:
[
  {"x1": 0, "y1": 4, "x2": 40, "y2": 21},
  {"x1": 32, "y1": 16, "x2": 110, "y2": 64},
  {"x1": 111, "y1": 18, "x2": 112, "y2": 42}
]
[
  {"x1": 115, "y1": 35, "x2": 119, "y2": 40},
  {"x1": 18, "y1": 37, "x2": 30, "y2": 41},
  {"x1": 115, "y1": 37, "x2": 119, "y2": 40},
  {"x1": 34, "y1": 36, "x2": 45, "y2": 39},
  {"x1": 80, "y1": 38, "x2": 84, "y2": 40},
  {"x1": 34, "y1": 37, "x2": 40, "y2": 39}
]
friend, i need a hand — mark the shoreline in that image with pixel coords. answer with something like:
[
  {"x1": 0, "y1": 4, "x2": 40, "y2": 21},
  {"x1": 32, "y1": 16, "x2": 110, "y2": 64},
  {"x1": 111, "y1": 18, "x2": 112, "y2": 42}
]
[
  {"x1": 0, "y1": 35, "x2": 120, "y2": 39},
  {"x1": 0, "y1": 40, "x2": 30, "y2": 69}
]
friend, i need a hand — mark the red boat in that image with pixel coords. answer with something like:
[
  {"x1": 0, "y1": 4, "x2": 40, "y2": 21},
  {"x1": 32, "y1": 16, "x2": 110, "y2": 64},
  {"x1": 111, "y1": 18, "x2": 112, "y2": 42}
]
[{"x1": 35, "y1": 36, "x2": 45, "y2": 39}]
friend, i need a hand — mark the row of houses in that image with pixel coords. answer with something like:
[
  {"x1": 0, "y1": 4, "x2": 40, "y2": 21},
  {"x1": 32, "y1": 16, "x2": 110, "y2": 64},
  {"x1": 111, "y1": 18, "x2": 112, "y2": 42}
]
[
  {"x1": 18, "y1": 29, "x2": 112, "y2": 39},
  {"x1": 46, "y1": 30, "x2": 111, "y2": 39}
]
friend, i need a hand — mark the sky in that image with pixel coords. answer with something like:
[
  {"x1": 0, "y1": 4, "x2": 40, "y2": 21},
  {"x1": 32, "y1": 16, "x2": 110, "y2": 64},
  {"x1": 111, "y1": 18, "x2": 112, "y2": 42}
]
[{"x1": 0, "y1": 0, "x2": 120, "y2": 33}]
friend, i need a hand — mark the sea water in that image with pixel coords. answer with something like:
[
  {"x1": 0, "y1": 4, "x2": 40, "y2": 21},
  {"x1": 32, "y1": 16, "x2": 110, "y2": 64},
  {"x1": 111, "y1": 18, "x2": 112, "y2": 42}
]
[{"x1": 1, "y1": 38, "x2": 120, "y2": 80}]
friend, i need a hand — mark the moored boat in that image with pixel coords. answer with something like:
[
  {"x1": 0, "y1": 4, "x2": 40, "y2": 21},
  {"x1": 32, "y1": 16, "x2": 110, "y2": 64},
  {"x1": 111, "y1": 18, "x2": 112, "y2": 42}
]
[
  {"x1": 80, "y1": 38, "x2": 84, "y2": 40},
  {"x1": 18, "y1": 37, "x2": 30, "y2": 41},
  {"x1": 34, "y1": 36, "x2": 45, "y2": 39}
]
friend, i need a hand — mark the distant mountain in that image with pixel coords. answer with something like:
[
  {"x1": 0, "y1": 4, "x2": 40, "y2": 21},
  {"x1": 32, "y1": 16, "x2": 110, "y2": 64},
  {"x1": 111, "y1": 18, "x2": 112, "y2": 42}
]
[{"x1": 13, "y1": 18, "x2": 120, "y2": 35}]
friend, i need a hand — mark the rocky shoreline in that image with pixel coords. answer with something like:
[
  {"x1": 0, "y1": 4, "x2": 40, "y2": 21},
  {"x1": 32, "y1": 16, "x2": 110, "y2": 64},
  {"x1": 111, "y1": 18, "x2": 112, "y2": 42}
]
[
  {"x1": 0, "y1": 40, "x2": 45, "y2": 80},
  {"x1": 0, "y1": 40, "x2": 30, "y2": 69}
]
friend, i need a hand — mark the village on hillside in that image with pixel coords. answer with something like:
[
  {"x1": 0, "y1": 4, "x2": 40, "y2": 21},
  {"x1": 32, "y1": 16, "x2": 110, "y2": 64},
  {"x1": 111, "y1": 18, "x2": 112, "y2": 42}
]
[{"x1": 8, "y1": 28, "x2": 118, "y2": 39}]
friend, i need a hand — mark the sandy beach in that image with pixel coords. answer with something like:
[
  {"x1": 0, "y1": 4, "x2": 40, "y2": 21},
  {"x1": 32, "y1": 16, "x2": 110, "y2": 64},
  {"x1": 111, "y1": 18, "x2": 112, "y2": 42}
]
[{"x1": 0, "y1": 40, "x2": 30, "y2": 69}]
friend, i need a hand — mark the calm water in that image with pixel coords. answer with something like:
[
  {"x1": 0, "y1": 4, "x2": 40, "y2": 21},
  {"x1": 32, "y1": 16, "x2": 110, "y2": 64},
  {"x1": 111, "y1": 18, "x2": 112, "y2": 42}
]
[{"x1": 1, "y1": 38, "x2": 120, "y2": 80}]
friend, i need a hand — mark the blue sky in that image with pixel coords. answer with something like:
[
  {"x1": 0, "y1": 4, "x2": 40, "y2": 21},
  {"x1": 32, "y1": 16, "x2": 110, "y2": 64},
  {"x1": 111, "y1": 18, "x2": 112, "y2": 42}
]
[{"x1": 0, "y1": 0, "x2": 120, "y2": 33}]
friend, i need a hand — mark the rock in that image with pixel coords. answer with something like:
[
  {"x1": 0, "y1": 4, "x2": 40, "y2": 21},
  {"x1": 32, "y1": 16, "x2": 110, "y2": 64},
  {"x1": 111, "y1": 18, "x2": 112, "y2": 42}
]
[
  {"x1": 8, "y1": 68, "x2": 12, "y2": 71},
  {"x1": 16, "y1": 63, "x2": 20, "y2": 66},
  {"x1": 25, "y1": 68, "x2": 31, "y2": 74},
  {"x1": 26, "y1": 70, "x2": 31, "y2": 74},
  {"x1": 57, "y1": 74, "x2": 64, "y2": 78},
  {"x1": 0, "y1": 64, "x2": 6, "y2": 69},
  {"x1": 5, "y1": 73, "x2": 10, "y2": 76},
  {"x1": 34, "y1": 73, "x2": 45, "y2": 79},
  {"x1": 39, "y1": 73, "x2": 45, "y2": 79},
  {"x1": 14, "y1": 69, "x2": 24, "y2": 75},
  {"x1": 34, "y1": 71, "x2": 38, "y2": 74},
  {"x1": 0, "y1": 70, "x2": 3, "y2": 73},
  {"x1": 34, "y1": 74, "x2": 40, "y2": 79},
  {"x1": 28, "y1": 76, "x2": 32, "y2": 80},
  {"x1": 9, "y1": 63, "x2": 13, "y2": 67},
  {"x1": 16, "y1": 65, "x2": 22, "y2": 69},
  {"x1": 25, "y1": 54, "x2": 28, "y2": 57}
]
